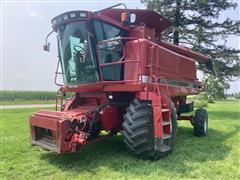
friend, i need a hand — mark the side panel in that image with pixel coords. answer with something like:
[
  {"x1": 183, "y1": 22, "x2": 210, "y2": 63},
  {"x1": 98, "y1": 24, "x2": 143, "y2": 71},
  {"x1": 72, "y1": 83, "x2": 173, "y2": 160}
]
[
  {"x1": 124, "y1": 40, "x2": 143, "y2": 81},
  {"x1": 124, "y1": 39, "x2": 197, "y2": 82},
  {"x1": 145, "y1": 40, "x2": 197, "y2": 81},
  {"x1": 61, "y1": 39, "x2": 200, "y2": 97}
]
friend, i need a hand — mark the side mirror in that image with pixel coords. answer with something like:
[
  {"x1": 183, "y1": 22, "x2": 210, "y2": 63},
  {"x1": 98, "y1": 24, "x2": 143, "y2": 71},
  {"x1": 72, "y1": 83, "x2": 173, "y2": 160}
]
[
  {"x1": 43, "y1": 30, "x2": 54, "y2": 52},
  {"x1": 121, "y1": 12, "x2": 130, "y2": 26},
  {"x1": 43, "y1": 43, "x2": 50, "y2": 52}
]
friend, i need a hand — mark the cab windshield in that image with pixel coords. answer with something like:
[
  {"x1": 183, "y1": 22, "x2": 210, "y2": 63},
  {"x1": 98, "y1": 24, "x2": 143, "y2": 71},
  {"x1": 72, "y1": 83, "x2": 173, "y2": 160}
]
[{"x1": 58, "y1": 21, "x2": 99, "y2": 84}]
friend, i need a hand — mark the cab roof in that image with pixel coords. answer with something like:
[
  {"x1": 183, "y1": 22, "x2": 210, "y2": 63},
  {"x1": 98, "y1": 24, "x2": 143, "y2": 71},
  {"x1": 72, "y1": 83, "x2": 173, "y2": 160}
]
[
  {"x1": 100, "y1": 9, "x2": 172, "y2": 33},
  {"x1": 51, "y1": 9, "x2": 172, "y2": 33}
]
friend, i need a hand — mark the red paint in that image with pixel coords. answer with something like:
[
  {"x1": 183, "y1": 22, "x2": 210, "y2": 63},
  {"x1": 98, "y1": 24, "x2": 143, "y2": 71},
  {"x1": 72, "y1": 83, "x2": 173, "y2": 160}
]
[
  {"x1": 68, "y1": 133, "x2": 87, "y2": 152},
  {"x1": 29, "y1": 7, "x2": 208, "y2": 154},
  {"x1": 99, "y1": 106, "x2": 121, "y2": 131}
]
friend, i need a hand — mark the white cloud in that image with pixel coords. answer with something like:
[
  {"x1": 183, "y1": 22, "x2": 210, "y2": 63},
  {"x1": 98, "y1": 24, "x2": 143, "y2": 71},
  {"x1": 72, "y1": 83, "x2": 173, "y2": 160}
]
[{"x1": 25, "y1": 3, "x2": 43, "y2": 20}]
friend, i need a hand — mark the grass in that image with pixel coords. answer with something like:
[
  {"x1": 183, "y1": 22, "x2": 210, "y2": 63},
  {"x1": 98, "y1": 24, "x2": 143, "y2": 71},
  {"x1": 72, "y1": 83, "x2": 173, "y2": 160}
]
[{"x1": 1, "y1": 101, "x2": 240, "y2": 179}]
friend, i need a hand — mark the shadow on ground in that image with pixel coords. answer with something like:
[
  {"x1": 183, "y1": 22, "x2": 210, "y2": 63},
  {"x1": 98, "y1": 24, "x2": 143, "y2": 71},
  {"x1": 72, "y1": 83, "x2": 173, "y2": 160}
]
[{"x1": 40, "y1": 122, "x2": 239, "y2": 176}]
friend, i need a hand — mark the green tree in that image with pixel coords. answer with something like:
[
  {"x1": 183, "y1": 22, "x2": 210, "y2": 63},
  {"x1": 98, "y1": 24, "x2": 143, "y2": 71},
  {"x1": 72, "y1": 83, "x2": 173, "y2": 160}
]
[
  {"x1": 141, "y1": 0, "x2": 240, "y2": 79},
  {"x1": 203, "y1": 75, "x2": 230, "y2": 102}
]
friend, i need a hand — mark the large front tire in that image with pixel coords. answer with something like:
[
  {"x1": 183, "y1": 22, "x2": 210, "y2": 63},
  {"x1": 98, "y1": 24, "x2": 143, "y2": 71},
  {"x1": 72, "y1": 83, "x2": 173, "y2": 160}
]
[{"x1": 122, "y1": 98, "x2": 177, "y2": 160}]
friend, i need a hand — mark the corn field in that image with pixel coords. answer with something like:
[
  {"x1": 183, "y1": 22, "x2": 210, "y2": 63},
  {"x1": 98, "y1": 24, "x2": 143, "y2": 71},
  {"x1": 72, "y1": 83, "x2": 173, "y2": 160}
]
[{"x1": 0, "y1": 90, "x2": 57, "y2": 101}]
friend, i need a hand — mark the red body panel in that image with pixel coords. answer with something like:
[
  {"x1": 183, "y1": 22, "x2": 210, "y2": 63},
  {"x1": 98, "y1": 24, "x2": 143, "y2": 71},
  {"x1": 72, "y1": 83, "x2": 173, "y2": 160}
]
[
  {"x1": 99, "y1": 107, "x2": 122, "y2": 131},
  {"x1": 61, "y1": 38, "x2": 200, "y2": 97},
  {"x1": 29, "y1": 7, "x2": 208, "y2": 154},
  {"x1": 160, "y1": 41, "x2": 208, "y2": 62},
  {"x1": 30, "y1": 110, "x2": 70, "y2": 153}
]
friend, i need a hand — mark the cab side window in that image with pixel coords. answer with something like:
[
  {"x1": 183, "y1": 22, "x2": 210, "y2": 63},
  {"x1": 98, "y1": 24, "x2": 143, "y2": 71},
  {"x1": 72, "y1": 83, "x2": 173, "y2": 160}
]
[
  {"x1": 93, "y1": 20, "x2": 126, "y2": 81},
  {"x1": 102, "y1": 22, "x2": 122, "y2": 39},
  {"x1": 93, "y1": 20, "x2": 124, "y2": 42}
]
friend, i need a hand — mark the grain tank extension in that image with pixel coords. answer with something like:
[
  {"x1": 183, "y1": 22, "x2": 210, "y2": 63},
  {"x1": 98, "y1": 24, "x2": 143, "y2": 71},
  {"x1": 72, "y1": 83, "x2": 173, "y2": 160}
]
[{"x1": 29, "y1": 4, "x2": 209, "y2": 159}]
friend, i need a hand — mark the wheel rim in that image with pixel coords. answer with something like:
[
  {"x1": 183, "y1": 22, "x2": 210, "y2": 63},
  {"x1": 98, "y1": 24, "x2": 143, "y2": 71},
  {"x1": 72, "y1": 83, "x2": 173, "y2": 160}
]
[{"x1": 204, "y1": 118, "x2": 207, "y2": 133}]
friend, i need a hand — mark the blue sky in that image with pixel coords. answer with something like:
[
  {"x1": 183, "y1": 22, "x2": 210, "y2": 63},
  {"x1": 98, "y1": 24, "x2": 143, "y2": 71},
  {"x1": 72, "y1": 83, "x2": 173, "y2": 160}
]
[{"x1": 1, "y1": 0, "x2": 239, "y2": 93}]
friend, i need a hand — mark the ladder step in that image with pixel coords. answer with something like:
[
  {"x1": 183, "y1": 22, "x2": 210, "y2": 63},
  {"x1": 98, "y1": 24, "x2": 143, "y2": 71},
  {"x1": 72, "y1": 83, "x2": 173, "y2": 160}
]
[
  {"x1": 162, "y1": 108, "x2": 169, "y2": 112},
  {"x1": 162, "y1": 121, "x2": 170, "y2": 125},
  {"x1": 159, "y1": 144, "x2": 171, "y2": 152},
  {"x1": 163, "y1": 134, "x2": 171, "y2": 139}
]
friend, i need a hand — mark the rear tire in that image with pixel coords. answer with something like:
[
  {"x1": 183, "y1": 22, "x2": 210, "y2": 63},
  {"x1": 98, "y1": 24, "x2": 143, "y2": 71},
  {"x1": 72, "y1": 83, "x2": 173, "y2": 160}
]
[
  {"x1": 193, "y1": 108, "x2": 208, "y2": 136},
  {"x1": 122, "y1": 98, "x2": 177, "y2": 160}
]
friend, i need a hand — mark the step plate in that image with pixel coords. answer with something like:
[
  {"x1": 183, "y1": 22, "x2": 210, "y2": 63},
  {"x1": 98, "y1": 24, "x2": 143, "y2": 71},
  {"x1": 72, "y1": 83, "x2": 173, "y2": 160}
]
[
  {"x1": 162, "y1": 121, "x2": 170, "y2": 125},
  {"x1": 162, "y1": 108, "x2": 170, "y2": 112},
  {"x1": 163, "y1": 134, "x2": 171, "y2": 139},
  {"x1": 159, "y1": 143, "x2": 171, "y2": 152}
]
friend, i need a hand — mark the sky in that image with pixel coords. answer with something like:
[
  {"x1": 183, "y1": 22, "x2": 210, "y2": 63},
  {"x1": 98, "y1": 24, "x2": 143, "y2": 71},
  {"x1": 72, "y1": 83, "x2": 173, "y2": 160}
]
[{"x1": 0, "y1": 0, "x2": 239, "y2": 93}]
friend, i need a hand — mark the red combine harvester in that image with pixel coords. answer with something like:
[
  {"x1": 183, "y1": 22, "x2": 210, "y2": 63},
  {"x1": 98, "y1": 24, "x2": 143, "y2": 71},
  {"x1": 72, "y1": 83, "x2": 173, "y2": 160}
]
[{"x1": 29, "y1": 4, "x2": 209, "y2": 159}]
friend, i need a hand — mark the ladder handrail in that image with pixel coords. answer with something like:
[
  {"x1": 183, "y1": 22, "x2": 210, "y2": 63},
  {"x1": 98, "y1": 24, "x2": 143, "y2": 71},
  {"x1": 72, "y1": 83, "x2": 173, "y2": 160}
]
[
  {"x1": 158, "y1": 76, "x2": 171, "y2": 103},
  {"x1": 147, "y1": 42, "x2": 171, "y2": 108},
  {"x1": 54, "y1": 59, "x2": 64, "y2": 86},
  {"x1": 146, "y1": 44, "x2": 162, "y2": 106},
  {"x1": 145, "y1": 75, "x2": 161, "y2": 107},
  {"x1": 55, "y1": 89, "x2": 63, "y2": 111}
]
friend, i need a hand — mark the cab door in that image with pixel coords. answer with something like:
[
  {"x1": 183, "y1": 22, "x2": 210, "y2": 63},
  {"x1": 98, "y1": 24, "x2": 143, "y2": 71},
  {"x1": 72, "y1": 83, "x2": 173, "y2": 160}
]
[{"x1": 93, "y1": 20, "x2": 126, "y2": 81}]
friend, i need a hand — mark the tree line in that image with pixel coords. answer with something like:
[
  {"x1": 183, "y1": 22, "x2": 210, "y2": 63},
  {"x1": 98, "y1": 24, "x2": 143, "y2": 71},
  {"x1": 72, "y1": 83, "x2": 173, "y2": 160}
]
[{"x1": 141, "y1": 0, "x2": 240, "y2": 102}]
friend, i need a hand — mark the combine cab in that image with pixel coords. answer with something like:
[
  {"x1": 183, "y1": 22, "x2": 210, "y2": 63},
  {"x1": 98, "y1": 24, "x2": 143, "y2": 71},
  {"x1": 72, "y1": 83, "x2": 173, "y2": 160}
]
[{"x1": 30, "y1": 4, "x2": 208, "y2": 159}]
